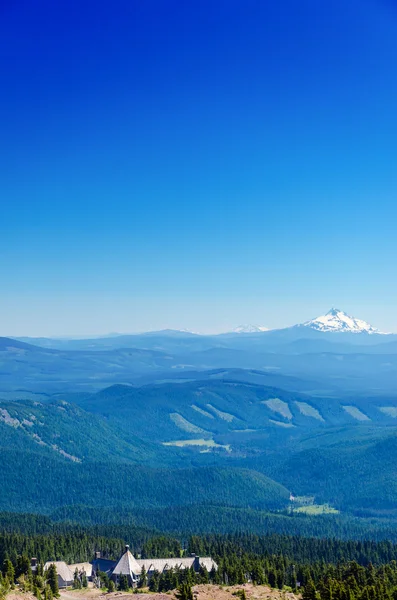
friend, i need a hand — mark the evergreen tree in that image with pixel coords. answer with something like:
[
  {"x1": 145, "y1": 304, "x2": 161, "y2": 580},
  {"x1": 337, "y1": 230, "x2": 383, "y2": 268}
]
[
  {"x1": 251, "y1": 562, "x2": 265, "y2": 585},
  {"x1": 118, "y1": 575, "x2": 129, "y2": 591},
  {"x1": 138, "y1": 566, "x2": 147, "y2": 588},
  {"x1": 198, "y1": 565, "x2": 209, "y2": 584},
  {"x1": 303, "y1": 579, "x2": 318, "y2": 600},
  {"x1": 0, "y1": 576, "x2": 10, "y2": 600},
  {"x1": 268, "y1": 569, "x2": 276, "y2": 588},
  {"x1": 73, "y1": 569, "x2": 82, "y2": 589},
  {"x1": 97, "y1": 571, "x2": 109, "y2": 589},
  {"x1": 149, "y1": 570, "x2": 160, "y2": 592},
  {"x1": 46, "y1": 564, "x2": 59, "y2": 598},
  {"x1": 175, "y1": 582, "x2": 194, "y2": 600},
  {"x1": 44, "y1": 585, "x2": 53, "y2": 600},
  {"x1": 2, "y1": 560, "x2": 14, "y2": 584},
  {"x1": 16, "y1": 555, "x2": 31, "y2": 579},
  {"x1": 209, "y1": 566, "x2": 219, "y2": 584},
  {"x1": 37, "y1": 563, "x2": 44, "y2": 578}
]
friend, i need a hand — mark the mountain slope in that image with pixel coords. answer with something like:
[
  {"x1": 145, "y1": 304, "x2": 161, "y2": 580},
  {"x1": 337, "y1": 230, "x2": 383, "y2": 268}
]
[
  {"x1": 0, "y1": 399, "x2": 173, "y2": 464},
  {"x1": 232, "y1": 325, "x2": 269, "y2": 333},
  {"x1": 0, "y1": 397, "x2": 290, "y2": 513},
  {"x1": 258, "y1": 431, "x2": 397, "y2": 513},
  {"x1": 0, "y1": 336, "x2": 181, "y2": 393},
  {"x1": 0, "y1": 451, "x2": 290, "y2": 513},
  {"x1": 70, "y1": 380, "x2": 397, "y2": 459},
  {"x1": 302, "y1": 308, "x2": 383, "y2": 334}
]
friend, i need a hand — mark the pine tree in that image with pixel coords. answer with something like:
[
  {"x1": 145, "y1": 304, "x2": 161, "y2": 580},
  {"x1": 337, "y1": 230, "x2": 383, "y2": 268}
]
[
  {"x1": 198, "y1": 566, "x2": 209, "y2": 584},
  {"x1": 73, "y1": 569, "x2": 82, "y2": 589},
  {"x1": 175, "y1": 582, "x2": 194, "y2": 600},
  {"x1": 268, "y1": 570, "x2": 276, "y2": 588},
  {"x1": 0, "y1": 576, "x2": 10, "y2": 600},
  {"x1": 209, "y1": 566, "x2": 218, "y2": 584},
  {"x1": 118, "y1": 575, "x2": 129, "y2": 591},
  {"x1": 149, "y1": 570, "x2": 160, "y2": 592},
  {"x1": 16, "y1": 555, "x2": 31, "y2": 579},
  {"x1": 302, "y1": 579, "x2": 318, "y2": 600},
  {"x1": 44, "y1": 585, "x2": 53, "y2": 600},
  {"x1": 37, "y1": 563, "x2": 44, "y2": 578},
  {"x1": 138, "y1": 566, "x2": 147, "y2": 588},
  {"x1": 33, "y1": 585, "x2": 41, "y2": 599},
  {"x1": 2, "y1": 560, "x2": 14, "y2": 584},
  {"x1": 46, "y1": 565, "x2": 59, "y2": 598}
]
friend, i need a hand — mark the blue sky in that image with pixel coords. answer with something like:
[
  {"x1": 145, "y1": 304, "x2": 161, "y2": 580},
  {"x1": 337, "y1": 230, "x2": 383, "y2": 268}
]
[{"x1": 1, "y1": 0, "x2": 397, "y2": 335}]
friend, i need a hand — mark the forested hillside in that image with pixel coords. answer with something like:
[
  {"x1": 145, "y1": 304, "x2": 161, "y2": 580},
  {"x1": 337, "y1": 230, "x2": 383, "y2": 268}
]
[
  {"x1": 0, "y1": 450, "x2": 289, "y2": 513},
  {"x1": 3, "y1": 521, "x2": 397, "y2": 600},
  {"x1": 70, "y1": 379, "x2": 397, "y2": 455},
  {"x1": 260, "y1": 433, "x2": 397, "y2": 512},
  {"x1": 45, "y1": 505, "x2": 397, "y2": 543},
  {"x1": 2, "y1": 389, "x2": 397, "y2": 516},
  {"x1": 0, "y1": 399, "x2": 172, "y2": 465},
  {"x1": 2, "y1": 330, "x2": 397, "y2": 543}
]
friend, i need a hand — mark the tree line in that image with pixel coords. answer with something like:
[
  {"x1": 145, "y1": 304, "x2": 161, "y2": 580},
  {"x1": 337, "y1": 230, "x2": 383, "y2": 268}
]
[{"x1": 3, "y1": 527, "x2": 397, "y2": 599}]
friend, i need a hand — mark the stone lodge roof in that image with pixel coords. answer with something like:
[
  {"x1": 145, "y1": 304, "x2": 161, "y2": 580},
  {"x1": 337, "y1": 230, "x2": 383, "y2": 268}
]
[
  {"x1": 136, "y1": 556, "x2": 217, "y2": 573},
  {"x1": 69, "y1": 563, "x2": 93, "y2": 577},
  {"x1": 112, "y1": 546, "x2": 141, "y2": 577},
  {"x1": 44, "y1": 561, "x2": 74, "y2": 583}
]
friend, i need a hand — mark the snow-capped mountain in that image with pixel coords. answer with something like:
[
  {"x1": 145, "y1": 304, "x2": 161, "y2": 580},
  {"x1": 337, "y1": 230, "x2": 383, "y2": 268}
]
[
  {"x1": 233, "y1": 324, "x2": 269, "y2": 333},
  {"x1": 302, "y1": 308, "x2": 383, "y2": 334},
  {"x1": 143, "y1": 328, "x2": 199, "y2": 336}
]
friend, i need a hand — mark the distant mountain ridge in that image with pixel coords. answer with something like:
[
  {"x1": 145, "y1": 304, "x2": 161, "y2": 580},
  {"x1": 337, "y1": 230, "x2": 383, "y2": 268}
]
[
  {"x1": 3, "y1": 320, "x2": 397, "y2": 395},
  {"x1": 301, "y1": 308, "x2": 383, "y2": 334},
  {"x1": 232, "y1": 325, "x2": 269, "y2": 333},
  {"x1": 13, "y1": 308, "x2": 390, "y2": 340}
]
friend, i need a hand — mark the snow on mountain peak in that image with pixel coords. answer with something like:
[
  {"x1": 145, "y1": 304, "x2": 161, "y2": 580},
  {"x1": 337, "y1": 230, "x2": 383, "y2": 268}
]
[
  {"x1": 302, "y1": 308, "x2": 382, "y2": 334},
  {"x1": 233, "y1": 324, "x2": 269, "y2": 333}
]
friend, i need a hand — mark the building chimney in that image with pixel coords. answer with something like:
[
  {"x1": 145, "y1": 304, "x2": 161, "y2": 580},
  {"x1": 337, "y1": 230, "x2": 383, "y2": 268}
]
[{"x1": 95, "y1": 552, "x2": 101, "y2": 559}]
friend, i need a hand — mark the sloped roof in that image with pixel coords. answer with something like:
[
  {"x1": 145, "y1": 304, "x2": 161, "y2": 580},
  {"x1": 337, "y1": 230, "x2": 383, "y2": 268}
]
[
  {"x1": 44, "y1": 561, "x2": 74, "y2": 583},
  {"x1": 112, "y1": 547, "x2": 141, "y2": 577},
  {"x1": 92, "y1": 557, "x2": 117, "y2": 575},
  {"x1": 68, "y1": 563, "x2": 93, "y2": 577},
  {"x1": 197, "y1": 557, "x2": 217, "y2": 571},
  {"x1": 136, "y1": 557, "x2": 217, "y2": 573}
]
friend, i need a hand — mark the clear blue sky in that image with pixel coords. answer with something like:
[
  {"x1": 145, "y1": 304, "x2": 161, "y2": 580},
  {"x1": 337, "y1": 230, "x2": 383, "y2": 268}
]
[{"x1": 1, "y1": 0, "x2": 397, "y2": 335}]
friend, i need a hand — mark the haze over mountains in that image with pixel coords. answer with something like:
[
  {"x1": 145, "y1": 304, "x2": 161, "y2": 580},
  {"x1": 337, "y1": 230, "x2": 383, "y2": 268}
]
[
  {"x1": 13, "y1": 308, "x2": 392, "y2": 339},
  {"x1": 232, "y1": 325, "x2": 269, "y2": 333},
  {"x1": 2, "y1": 309, "x2": 396, "y2": 397},
  {"x1": 1, "y1": 307, "x2": 397, "y2": 537}
]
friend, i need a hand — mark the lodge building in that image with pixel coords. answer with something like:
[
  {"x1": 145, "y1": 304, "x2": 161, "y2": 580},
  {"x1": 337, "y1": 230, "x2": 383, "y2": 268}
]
[
  {"x1": 41, "y1": 545, "x2": 217, "y2": 589},
  {"x1": 94, "y1": 545, "x2": 217, "y2": 587}
]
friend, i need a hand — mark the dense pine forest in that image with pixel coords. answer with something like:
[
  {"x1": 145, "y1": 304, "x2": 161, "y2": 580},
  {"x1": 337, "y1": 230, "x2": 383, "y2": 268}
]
[
  {"x1": 3, "y1": 516, "x2": 397, "y2": 599},
  {"x1": 5, "y1": 503, "x2": 397, "y2": 545}
]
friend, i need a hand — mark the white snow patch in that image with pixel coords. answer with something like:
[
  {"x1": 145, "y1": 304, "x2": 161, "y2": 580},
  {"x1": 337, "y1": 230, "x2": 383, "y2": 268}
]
[
  {"x1": 232, "y1": 325, "x2": 269, "y2": 333},
  {"x1": 302, "y1": 308, "x2": 384, "y2": 334}
]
